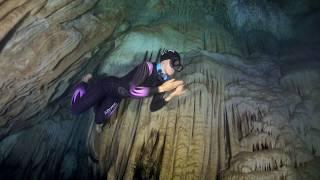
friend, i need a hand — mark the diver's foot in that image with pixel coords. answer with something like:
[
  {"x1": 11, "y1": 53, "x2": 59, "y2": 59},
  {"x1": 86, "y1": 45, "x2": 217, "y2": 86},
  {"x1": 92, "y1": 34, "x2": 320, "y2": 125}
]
[
  {"x1": 82, "y1": 73, "x2": 93, "y2": 83},
  {"x1": 95, "y1": 123, "x2": 103, "y2": 133}
]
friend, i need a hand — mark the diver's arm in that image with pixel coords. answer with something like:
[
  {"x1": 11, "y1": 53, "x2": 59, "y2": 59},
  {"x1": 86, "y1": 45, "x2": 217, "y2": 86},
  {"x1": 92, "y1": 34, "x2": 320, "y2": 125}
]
[
  {"x1": 131, "y1": 62, "x2": 153, "y2": 86},
  {"x1": 129, "y1": 62, "x2": 155, "y2": 97},
  {"x1": 129, "y1": 62, "x2": 184, "y2": 98},
  {"x1": 150, "y1": 92, "x2": 168, "y2": 112},
  {"x1": 150, "y1": 87, "x2": 181, "y2": 112}
]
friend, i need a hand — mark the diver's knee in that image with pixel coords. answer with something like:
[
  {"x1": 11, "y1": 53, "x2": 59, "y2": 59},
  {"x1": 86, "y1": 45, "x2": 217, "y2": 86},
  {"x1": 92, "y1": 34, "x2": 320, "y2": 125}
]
[
  {"x1": 94, "y1": 115, "x2": 109, "y2": 124},
  {"x1": 71, "y1": 104, "x2": 85, "y2": 114}
]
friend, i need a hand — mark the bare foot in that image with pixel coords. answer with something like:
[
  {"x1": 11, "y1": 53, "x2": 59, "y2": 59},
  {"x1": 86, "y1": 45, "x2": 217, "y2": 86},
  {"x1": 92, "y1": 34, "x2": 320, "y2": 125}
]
[
  {"x1": 95, "y1": 123, "x2": 103, "y2": 133},
  {"x1": 82, "y1": 74, "x2": 93, "y2": 83}
]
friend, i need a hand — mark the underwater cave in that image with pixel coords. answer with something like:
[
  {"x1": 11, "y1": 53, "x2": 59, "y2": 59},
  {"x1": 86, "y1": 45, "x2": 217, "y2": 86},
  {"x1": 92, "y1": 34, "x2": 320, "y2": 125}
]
[{"x1": 0, "y1": 0, "x2": 320, "y2": 179}]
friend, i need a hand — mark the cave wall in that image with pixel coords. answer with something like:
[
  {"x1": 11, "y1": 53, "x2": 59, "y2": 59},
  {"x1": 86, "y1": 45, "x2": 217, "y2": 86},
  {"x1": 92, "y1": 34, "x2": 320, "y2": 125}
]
[
  {"x1": 0, "y1": 0, "x2": 125, "y2": 178},
  {"x1": 0, "y1": 0, "x2": 319, "y2": 179}
]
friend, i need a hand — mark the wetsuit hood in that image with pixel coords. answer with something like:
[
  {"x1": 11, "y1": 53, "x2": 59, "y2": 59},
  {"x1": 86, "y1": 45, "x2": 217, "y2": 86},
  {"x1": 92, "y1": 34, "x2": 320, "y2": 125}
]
[
  {"x1": 156, "y1": 63, "x2": 169, "y2": 80},
  {"x1": 160, "y1": 49, "x2": 183, "y2": 72}
]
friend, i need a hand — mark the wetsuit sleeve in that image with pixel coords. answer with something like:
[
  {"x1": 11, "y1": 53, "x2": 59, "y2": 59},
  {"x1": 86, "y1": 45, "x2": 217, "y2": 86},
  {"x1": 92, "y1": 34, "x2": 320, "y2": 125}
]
[
  {"x1": 131, "y1": 62, "x2": 153, "y2": 86},
  {"x1": 129, "y1": 62, "x2": 159, "y2": 98},
  {"x1": 150, "y1": 92, "x2": 167, "y2": 112}
]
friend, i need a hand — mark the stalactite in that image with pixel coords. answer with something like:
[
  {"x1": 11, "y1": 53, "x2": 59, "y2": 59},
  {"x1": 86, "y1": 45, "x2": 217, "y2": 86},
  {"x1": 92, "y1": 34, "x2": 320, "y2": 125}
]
[
  {"x1": 224, "y1": 108, "x2": 232, "y2": 168},
  {"x1": 203, "y1": 31, "x2": 206, "y2": 50}
]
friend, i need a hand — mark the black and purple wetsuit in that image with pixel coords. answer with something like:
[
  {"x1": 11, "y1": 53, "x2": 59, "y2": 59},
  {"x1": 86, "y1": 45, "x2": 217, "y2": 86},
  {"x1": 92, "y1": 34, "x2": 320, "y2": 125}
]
[{"x1": 70, "y1": 62, "x2": 168, "y2": 124}]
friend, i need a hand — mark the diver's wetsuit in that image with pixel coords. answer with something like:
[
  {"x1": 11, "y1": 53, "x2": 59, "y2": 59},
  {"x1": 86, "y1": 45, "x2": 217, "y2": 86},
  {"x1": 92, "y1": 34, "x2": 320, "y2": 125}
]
[{"x1": 70, "y1": 62, "x2": 168, "y2": 124}]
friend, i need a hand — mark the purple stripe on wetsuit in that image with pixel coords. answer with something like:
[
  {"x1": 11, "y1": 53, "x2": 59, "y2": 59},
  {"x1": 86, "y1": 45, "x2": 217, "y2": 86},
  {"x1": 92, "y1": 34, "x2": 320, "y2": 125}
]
[
  {"x1": 71, "y1": 86, "x2": 85, "y2": 104},
  {"x1": 146, "y1": 62, "x2": 153, "y2": 76},
  {"x1": 129, "y1": 62, "x2": 153, "y2": 97},
  {"x1": 130, "y1": 84, "x2": 150, "y2": 97}
]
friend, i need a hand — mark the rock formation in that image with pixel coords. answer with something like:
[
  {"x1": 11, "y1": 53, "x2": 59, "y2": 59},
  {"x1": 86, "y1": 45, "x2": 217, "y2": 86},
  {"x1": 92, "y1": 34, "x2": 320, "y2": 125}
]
[
  {"x1": 0, "y1": 0, "x2": 319, "y2": 179},
  {"x1": 0, "y1": 0, "x2": 125, "y2": 179},
  {"x1": 87, "y1": 51, "x2": 320, "y2": 180}
]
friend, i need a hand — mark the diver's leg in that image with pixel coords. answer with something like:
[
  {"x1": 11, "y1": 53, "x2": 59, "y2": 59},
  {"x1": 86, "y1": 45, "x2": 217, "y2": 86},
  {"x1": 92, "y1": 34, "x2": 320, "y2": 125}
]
[
  {"x1": 71, "y1": 81, "x2": 105, "y2": 114},
  {"x1": 94, "y1": 97, "x2": 121, "y2": 124}
]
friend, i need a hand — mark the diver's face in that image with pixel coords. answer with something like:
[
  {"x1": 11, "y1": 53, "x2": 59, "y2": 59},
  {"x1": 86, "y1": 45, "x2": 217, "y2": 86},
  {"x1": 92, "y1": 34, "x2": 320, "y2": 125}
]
[{"x1": 161, "y1": 59, "x2": 175, "y2": 76}]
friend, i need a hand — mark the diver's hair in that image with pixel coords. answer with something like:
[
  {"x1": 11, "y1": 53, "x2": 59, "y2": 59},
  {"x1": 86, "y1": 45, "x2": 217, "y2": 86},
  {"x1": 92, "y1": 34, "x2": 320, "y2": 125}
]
[{"x1": 160, "y1": 49, "x2": 180, "y2": 62}]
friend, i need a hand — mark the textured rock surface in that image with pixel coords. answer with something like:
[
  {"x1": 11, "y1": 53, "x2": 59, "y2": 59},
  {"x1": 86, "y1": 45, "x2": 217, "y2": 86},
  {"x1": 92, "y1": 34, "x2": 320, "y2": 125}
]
[
  {"x1": 0, "y1": 0, "x2": 122, "y2": 139},
  {"x1": 0, "y1": 0, "x2": 124, "y2": 178},
  {"x1": 0, "y1": 0, "x2": 319, "y2": 179},
  {"x1": 89, "y1": 54, "x2": 227, "y2": 179},
  {"x1": 88, "y1": 51, "x2": 320, "y2": 179}
]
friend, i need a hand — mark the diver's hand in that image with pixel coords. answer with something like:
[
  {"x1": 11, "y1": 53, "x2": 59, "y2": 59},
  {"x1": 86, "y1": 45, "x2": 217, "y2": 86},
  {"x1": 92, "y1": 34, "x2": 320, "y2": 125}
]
[
  {"x1": 82, "y1": 74, "x2": 92, "y2": 83},
  {"x1": 158, "y1": 79, "x2": 184, "y2": 93},
  {"x1": 164, "y1": 84, "x2": 186, "y2": 102},
  {"x1": 170, "y1": 84, "x2": 186, "y2": 97}
]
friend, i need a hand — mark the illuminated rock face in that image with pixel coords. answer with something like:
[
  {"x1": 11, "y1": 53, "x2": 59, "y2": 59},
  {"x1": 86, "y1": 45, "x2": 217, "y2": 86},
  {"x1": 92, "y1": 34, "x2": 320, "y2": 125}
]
[
  {"x1": 88, "y1": 55, "x2": 226, "y2": 179},
  {"x1": 0, "y1": 0, "x2": 320, "y2": 179},
  {"x1": 0, "y1": 0, "x2": 124, "y2": 179},
  {"x1": 88, "y1": 52, "x2": 320, "y2": 179},
  {"x1": 0, "y1": 0, "x2": 124, "y2": 139}
]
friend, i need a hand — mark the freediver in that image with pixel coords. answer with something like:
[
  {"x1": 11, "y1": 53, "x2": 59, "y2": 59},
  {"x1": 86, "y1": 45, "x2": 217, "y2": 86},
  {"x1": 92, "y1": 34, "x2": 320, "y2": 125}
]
[{"x1": 70, "y1": 49, "x2": 186, "y2": 131}]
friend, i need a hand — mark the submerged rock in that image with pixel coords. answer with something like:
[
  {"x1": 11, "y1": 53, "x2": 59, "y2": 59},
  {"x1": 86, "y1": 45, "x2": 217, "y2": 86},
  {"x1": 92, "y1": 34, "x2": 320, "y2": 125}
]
[{"x1": 0, "y1": 0, "x2": 319, "y2": 179}]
